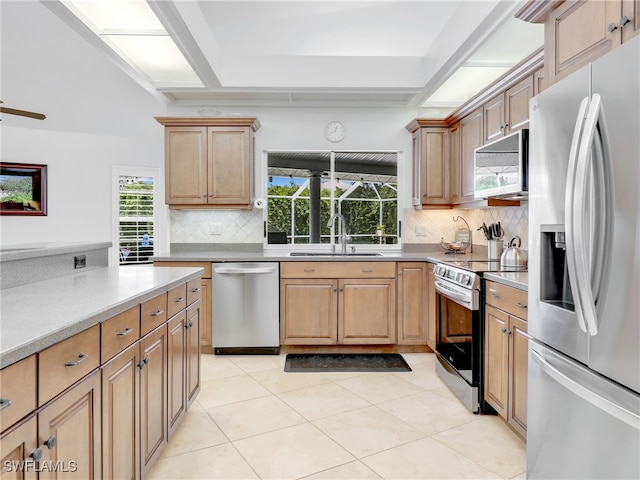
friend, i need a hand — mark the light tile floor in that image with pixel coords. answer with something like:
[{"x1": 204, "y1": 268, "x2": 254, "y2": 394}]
[{"x1": 147, "y1": 352, "x2": 526, "y2": 480}]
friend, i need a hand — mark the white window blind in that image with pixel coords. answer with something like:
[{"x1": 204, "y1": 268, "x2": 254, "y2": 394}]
[{"x1": 118, "y1": 176, "x2": 154, "y2": 265}]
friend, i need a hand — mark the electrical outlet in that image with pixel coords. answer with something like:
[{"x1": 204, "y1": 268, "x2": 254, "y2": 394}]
[
  {"x1": 415, "y1": 225, "x2": 428, "y2": 236},
  {"x1": 74, "y1": 255, "x2": 86, "y2": 269}
]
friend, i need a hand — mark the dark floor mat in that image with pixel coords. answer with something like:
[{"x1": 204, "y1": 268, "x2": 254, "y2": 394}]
[{"x1": 284, "y1": 353, "x2": 412, "y2": 372}]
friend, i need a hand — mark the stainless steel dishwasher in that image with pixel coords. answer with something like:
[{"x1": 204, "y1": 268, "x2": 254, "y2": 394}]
[{"x1": 211, "y1": 262, "x2": 280, "y2": 354}]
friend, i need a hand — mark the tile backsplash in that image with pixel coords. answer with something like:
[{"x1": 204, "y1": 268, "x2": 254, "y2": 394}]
[
  {"x1": 402, "y1": 205, "x2": 529, "y2": 249},
  {"x1": 170, "y1": 204, "x2": 529, "y2": 249}
]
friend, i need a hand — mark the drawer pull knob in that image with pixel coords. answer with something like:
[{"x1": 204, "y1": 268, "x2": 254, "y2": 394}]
[
  {"x1": 184, "y1": 322, "x2": 194, "y2": 329},
  {"x1": 30, "y1": 447, "x2": 43, "y2": 462},
  {"x1": 620, "y1": 15, "x2": 630, "y2": 27},
  {"x1": 64, "y1": 353, "x2": 88, "y2": 367},
  {"x1": 44, "y1": 436, "x2": 56, "y2": 450},
  {"x1": 362, "y1": 268, "x2": 373, "y2": 273},
  {"x1": 515, "y1": 302, "x2": 527, "y2": 309},
  {"x1": 304, "y1": 268, "x2": 315, "y2": 273},
  {"x1": 0, "y1": 398, "x2": 11, "y2": 411},
  {"x1": 174, "y1": 296, "x2": 185, "y2": 303},
  {"x1": 608, "y1": 22, "x2": 618, "y2": 33},
  {"x1": 117, "y1": 327, "x2": 134, "y2": 336},
  {"x1": 501, "y1": 328, "x2": 508, "y2": 334},
  {"x1": 191, "y1": 288, "x2": 201, "y2": 293},
  {"x1": 150, "y1": 309, "x2": 164, "y2": 317},
  {"x1": 138, "y1": 357, "x2": 150, "y2": 369}
]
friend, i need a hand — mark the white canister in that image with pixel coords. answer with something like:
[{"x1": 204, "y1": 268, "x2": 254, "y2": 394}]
[{"x1": 488, "y1": 240, "x2": 504, "y2": 261}]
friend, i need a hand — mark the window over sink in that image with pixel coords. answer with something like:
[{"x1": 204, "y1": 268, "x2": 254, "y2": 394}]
[{"x1": 265, "y1": 150, "x2": 399, "y2": 248}]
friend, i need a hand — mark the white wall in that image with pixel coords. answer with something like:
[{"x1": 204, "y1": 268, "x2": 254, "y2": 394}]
[{"x1": 0, "y1": 1, "x2": 167, "y2": 245}]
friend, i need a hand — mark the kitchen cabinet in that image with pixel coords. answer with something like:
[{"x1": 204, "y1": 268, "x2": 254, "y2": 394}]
[
  {"x1": 406, "y1": 121, "x2": 450, "y2": 207},
  {"x1": 280, "y1": 262, "x2": 396, "y2": 345},
  {"x1": 167, "y1": 311, "x2": 187, "y2": 437},
  {"x1": 397, "y1": 262, "x2": 428, "y2": 345},
  {"x1": 483, "y1": 75, "x2": 534, "y2": 143},
  {"x1": 533, "y1": 66, "x2": 545, "y2": 95},
  {"x1": 38, "y1": 370, "x2": 102, "y2": 480},
  {"x1": 541, "y1": 0, "x2": 639, "y2": 86},
  {"x1": 185, "y1": 300, "x2": 202, "y2": 408},
  {"x1": 0, "y1": 355, "x2": 36, "y2": 434},
  {"x1": 484, "y1": 281, "x2": 529, "y2": 438},
  {"x1": 0, "y1": 415, "x2": 38, "y2": 480},
  {"x1": 426, "y1": 263, "x2": 437, "y2": 351},
  {"x1": 155, "y1": 117, "x2": 260, "y2": 209},
  {"x1": 154, "y1": 261, "x2": 212, "y2": 353},
  {"x1": 451, "y1": 108, "x2": 483, "y2": 204}
]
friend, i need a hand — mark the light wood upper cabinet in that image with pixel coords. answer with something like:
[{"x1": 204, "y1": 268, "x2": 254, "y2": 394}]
[
  {"x1": 407, "y1": 122, "x2": 450, "y2": 206},
  {"x1": 156, "y1": 117, "x2": 260, "y2": 209},
  {"x1": 538, "y1": 0, "x2": 639, "y2": 86},
  {"x1": 484, "y1": 75, "x2": 534, "y2": 143},
  {"x1": 453, "y1": 108, "x2": 483, "y2": 203},
  {"x1": 397, "y1": 262, "x2": 428, "y2": 345},
  {"x1": 484, "y1": 281, "x2": 530, "y2": 438}
]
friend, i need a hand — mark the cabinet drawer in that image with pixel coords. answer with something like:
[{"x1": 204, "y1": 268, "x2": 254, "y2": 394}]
[
  {"x1": 0, "y1": 355, "x2": 36, "y2": 433},
  {"x1": 167, "y1": 283, "x2": 188, "y2": 318},
  {"x1": 38, "y1": 325, "x2": 100, "y2": 406},
  {"x1": 154, "y1": 261, "x2": 211, "y2": 279},
  {"x1": 141, "y1": 292, "x2": 168, "y2": 335},
  {"x1": 486, "y1": 281, "x2": 528, "y2": 320},
  {"x1": 280, "y1": 261, "x2": 396, "y2": 279},
  {"x1": 101, "y1": 306, "x2": 141, "y2": 363},
  {"x1": 186, "y1": 277, "x2": 202, "y2": 306}
]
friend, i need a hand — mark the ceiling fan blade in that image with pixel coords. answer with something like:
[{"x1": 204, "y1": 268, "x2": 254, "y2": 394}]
[{"x1": 0, "y1": 106, "x2": 46, "y2": 120}]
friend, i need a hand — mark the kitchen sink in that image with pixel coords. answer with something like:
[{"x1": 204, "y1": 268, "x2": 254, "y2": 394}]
[{"x1": 289, "y1": 252, "x2": 383, "y2": 257}]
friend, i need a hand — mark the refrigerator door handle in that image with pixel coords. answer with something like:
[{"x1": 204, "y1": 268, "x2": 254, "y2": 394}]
[
  {"x1": 564, "y1": 96, "x2": 590, "y2": 333},
  {"x1": 531, "y1": 349, "x2": 640, "y2": 430},
  {"x1": 573, "y1": 94, "x2": 613, "y2": 336}
]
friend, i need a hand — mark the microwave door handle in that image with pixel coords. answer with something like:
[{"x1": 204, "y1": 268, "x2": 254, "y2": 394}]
[{"x1": 565, "y1": 96, "x2": 590, "y2": 333}]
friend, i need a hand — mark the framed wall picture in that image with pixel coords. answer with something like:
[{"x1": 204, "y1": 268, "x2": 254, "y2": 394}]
[{"x1": 0, "y1": 162, "x2": 47, "y2": 215}]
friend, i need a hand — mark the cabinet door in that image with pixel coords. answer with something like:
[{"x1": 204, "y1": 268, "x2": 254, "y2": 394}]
[
  {"x1": 484, "y1": 305, "x2": 509, "y2": 417},
  {"x1": 622, "y1": 0, "x2": 640, "y2": 42},
  {"x1": 449, "y1": 123, "x2": 461, "y2": 202},
  {"x1": 416, "y1": 128, "x2": 450, "y2": 205},
  {"x1": 397, "y1": 263, "x2": 428, "y2": 345},
  {"x1": 102, "y1": 343, "x2": 140, "y2": 480},
  {"x1": 165, "y1": 126, "x2": 208, "y2": 205},
  {"x1": 139, "y1": 325, "x2": 167, "y2": 477},
  {"x1": 339, "y1": 279, "x2": 396, "y2": 345},
  {"x1": 505, "y1": 75, "x2": 534, "y2": 134},
  {"x1": 545, "y1": 0, "x2": 621, "y2": 85},
  {"x1": 199, "y1": 279, "x2": 213, "y2": 353},
  {"x1": 426, "y1": 264, "x2": 437, "y2": 351},
  {"x1": 167, "y1": 312, "x2": 186, "y2": 437},
  {"x1": 207, "y1": 127, "x2": 252, "y2": 206},
  {"x1": 457, "y1": 108, "x2": 483, "y2": 202},
  {"x1": 0, "y1": 416, "x2": 38, "y2": 480},
  {"x1": 533, "y1": 66, "x2": 545, "y2": 96},
  {"x1": 508, "y1": 315, "x2": 530, "y2": 437},
  {"x1": 186, "y1": 300, "x2": 201, "y2": 408},
  {"x1": 38, "y1": 371, "x2": 101, "y2": 480},
  {"x1": 0, "y1": 355, "x2": 36, "y2": 434},
  {"x1": 484, "y1": 94, "x2": 505, "y2": 143},
  {"x1": 280, "y1": 279, "x2": 338, "y2": 345}
]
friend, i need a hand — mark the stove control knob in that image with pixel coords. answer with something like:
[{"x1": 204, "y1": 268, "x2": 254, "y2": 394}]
[{"x1": 463, "y1": 274, "x2": 471, "y2": 285}]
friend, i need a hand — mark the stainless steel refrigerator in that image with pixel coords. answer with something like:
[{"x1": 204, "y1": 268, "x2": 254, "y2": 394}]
[{"x1": 528, "y1": 35, "x2": 640, "y2": 479}]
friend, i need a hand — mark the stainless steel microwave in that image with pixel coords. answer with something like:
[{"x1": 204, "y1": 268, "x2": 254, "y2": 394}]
[{"x1": 473, "y1": 129, "x2": 528, "y2": 199}]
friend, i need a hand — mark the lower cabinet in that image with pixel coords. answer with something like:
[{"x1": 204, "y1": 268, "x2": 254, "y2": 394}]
[
  {"x1": 426, "y1": 263, "x2": 437, "y2": 351},
  {"x1": 280, "y1": 262, "x2": 397, "y2": 345},
  {"x1": 397, "y1": 262, "x2": 428, "y2": 345},
  {"x1": 38, "y1": 370, "x2": 102, "y2": 480},
  {"x1": 484, "y1": 281, "x2": 530, "y2": 438},
  {"x1": 0, "y1": 415, "x2": 38, "y2": 480}
]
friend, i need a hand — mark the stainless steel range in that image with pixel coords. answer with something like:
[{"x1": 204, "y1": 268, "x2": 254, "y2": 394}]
[{"x1": 433, "y1": 260, "x2": 526, "y2": 413}]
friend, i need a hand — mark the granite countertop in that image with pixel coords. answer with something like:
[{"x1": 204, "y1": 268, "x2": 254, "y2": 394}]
[
  {"x1": 483, "y1": 271, "x2": 528, "y2": 291},
  {"x1": 0, "y1": 266, "x2": 202, "y2": 368},
  {"x1": 0, "y1": 241, "x2": 112, "y2": 262}
]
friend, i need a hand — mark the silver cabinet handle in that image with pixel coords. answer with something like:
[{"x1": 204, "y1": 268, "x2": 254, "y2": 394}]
[
  {"x1": 608, "y1": 22, "x2": 618, "y2": 33},
  {"x1": 191, "y1": 287, "x2": 202, "y2": 293},
  {"x1": 65, "y1": 353, "x2": 88, "y2": 367},
  {"x1": 150, "y1": 309, "x2": 164, "y2": 317},
  {"x1": 620, "y1": 15, "x2": 630, "y2": 27},
  {"x1": 362, "y1": 268, "x2": 373, "y2": 273},
  {"x1": 174, "y1": 296, "x2": 185, "y2": 303},
  {"x1": 515, "y1": 302, "x2": 527, "y2": 309},
  {"x1": 117, "y1": 327, "x2": 134, "y2": 336},
  {"x1": 44, "y1": 437, "x2": 56, "y2": 449},
  {"x1": 303, "y1": 268, "x2": 315, "y2": 273},
  {"x1": 489, "y1": 289, "x2": 499, "y2": 298},
  {"x1": 0, "y1": 398, "x2": 11, "y2": 411}
]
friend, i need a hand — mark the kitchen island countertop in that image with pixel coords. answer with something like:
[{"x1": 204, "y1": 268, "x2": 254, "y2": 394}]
[{"x1": 0, "y1": 266, "x2": 203, "y2": 368}]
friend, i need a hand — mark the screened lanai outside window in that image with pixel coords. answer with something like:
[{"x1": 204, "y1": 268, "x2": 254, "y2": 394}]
[
  {"x1": 266, "y1": 151, "x2": 398, "y2": 247},
  {"x1": 118, "y1": 176, "x2": 154, "y2": 264}
]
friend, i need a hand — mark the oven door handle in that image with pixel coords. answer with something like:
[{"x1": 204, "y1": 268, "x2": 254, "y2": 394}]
[{"x1": 434, "y1": 281, "x2": 472, "y2": 307}]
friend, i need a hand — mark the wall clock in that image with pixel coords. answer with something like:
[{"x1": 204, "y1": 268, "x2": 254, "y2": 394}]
[{"x1": 324, "y1": 121, "x2": 345, "y2": 142}]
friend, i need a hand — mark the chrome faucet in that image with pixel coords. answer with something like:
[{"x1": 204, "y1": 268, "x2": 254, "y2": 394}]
[{"x1": 327, "y1": 213, "x2": 348, "y2": 253}]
